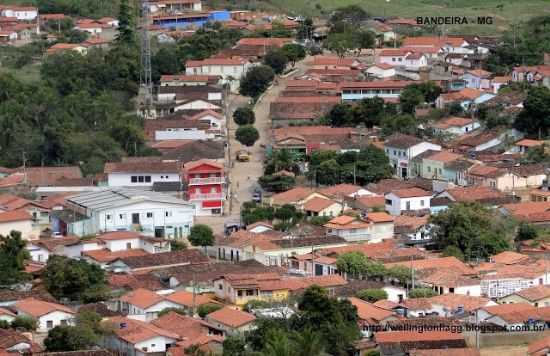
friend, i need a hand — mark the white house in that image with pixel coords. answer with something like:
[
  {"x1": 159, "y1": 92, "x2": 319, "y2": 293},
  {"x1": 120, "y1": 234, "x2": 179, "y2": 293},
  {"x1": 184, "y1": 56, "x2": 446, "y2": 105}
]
[
  {"x1": 185, "y1": 58, "x2": 255, "y2": 91},
  {"x1": 431, "y1": 117, "x2": 481, "y2": 136},
  {"x1": 383, "y1": 134, "x2": 441, "y2": 179},
  {"x1": 96, "y1": 231, "x2": 171, "y2": 254},
  {"x1": 1, "y1": 6, "x2": 38, "y2": 21},
  {"x1": 104, "y1": 316, "x2": 180, "y2": 356},
  {"x1": 463, "y1": 69, "x2": 492, "y2": 90},
  {"x1": 480, "y1": 260, "x2": 550, "y2": 298},
  {"x1": 365, "y1": 63, "x2": 396, "y2": 79},
  {"x1": 205, "y1": 307, "x2": 256, "y2": 336},
  {"x1": 384, "y1": 188, "x2": 432, "y2": 216},
  {"x1": 53, "y1": 188, "x2": 195, "y2": 239},
  {"x1": 377, "y1": 49, "x2": 411, "y2": 66},
  {"x1": 118, "y1": 288, "x2": 180, "y2": 322},
  {"x1": 0, "y1": 210, "x2": 35, "y2": 240},
  {"x1": 104, "y1": 161, "x2": 182, "y2": 188},
  {"x1": 404, "y1": 52, "x2": 428, "y2": 71},
  {"x1": 324, "y1": 213, "x2": 394, "y2": 243},
  {"x1": 14, "y1": 298, "x2": 75, "y2": 333}
]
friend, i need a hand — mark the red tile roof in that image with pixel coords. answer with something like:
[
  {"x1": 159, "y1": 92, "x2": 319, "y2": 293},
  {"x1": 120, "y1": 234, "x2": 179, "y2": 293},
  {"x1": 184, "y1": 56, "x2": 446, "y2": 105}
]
[
  {"x1": 303, "y1": 197, "x2": 338, "y2": 212},
  {"x1": 528, "y1": 335, "x2": 550, "y2": 355},
  {"x1": 490, "y1": 251, "x2": 529, "y2": 265},
  {"x1": 0, "y1": 209, "x2": 31, "y2": 223},
  {"x1": 186, "y1": 57, "x2": 248, "y2": 67},
  {"x1": 119, "y1": 288, "x2": 164, "y2": 309},
  {"x1": 349, "y1": 297, "x2": 396, "y2": 323},
  {"x1": 515, "y1": 285, "x2": 550, "y2": 302},
  {"x1": 83, "y1": 248, "x2": 149, "y2": 263},
  {"x1": 206, "y1": 306, "x2": 256, "y2": 328},
  {"x1": 444, "y1": 186, "x2": 506, "y2": 203},
  {"x1": 96, "y1": 231, "x2": 142, "y2": 241},
  {"x1": 431, "y1": 117, "x2": 473, "y2": 129},
  {"x1": 164, "y1": 290, "x2": 214, "y2": 308},
  {"x1": 271, "y1": 187, "x2": 315, "y2": 205},
  {"x1": 389, "y1": 187, "x2": 431, "y2": 198},
  {"x1": 108, "y1": 316, "x2": 180, "y2": 344},
  {"x1": 15, "y1": 297, "x2": 74, "y2": 317},
  {"x1": 385, "y1": 256, "x2": 472, "y2": 274},
  {"x1": 237, "y1": 37, "x2": 292, "y2": 47},
  {"x1": 379, "y1": 48, "x2": 411, "y2": 56}
]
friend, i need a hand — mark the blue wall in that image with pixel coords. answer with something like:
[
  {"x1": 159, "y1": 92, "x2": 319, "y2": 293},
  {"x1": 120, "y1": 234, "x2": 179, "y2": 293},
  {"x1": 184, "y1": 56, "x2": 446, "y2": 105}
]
[{"x1": 154, "y1": 10, "x2": 231, "y2": 28}]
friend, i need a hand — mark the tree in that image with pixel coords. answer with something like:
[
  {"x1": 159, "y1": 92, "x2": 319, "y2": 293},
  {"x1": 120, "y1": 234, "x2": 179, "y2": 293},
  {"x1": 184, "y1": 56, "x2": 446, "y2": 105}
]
[
  {"x1": 259, "y1": 174, "x2": 296, "y2": 192},
  {"x1": 263, "y1": 49, "x2": 288, "y2": 75},
  {"x1": 441, "y1": 245, "x2": 465, "y2": 261},
  {"x1": 188, "y1": 224, "x2": 214, "y2": 247},
  {"x1": 356, "y1": 289, "x2": 388, "y2": 302},
  {"x1": 44, "y1": 325, "x2": 97, "y2": 352},
  {"x1": 297, "y1": 18, "x2": 313, "y2": 41},
  {"x1": 381, "y1": 114, "x2": 417, "y2": 136},
  {"x1": 0, "y1": 230, "x2": 30, "y2": 285},
  {"x1": 281, "y1": 44, "x2": 306, "y2": 65},
  {"x1": 223, "y1": 335, "x2": 247, "y2": 356},
  {"x1": 197, "y1": 303, "x2": 223, "y2": 318},
  {"x1": 235, "y1": 125, "x2": 260, "y2": 147},
  {"x1": 42, "y1": 256, "x2": 107, "y2": 302},
  {"x1": 516, "y1": 222, "x2": 538, "y2": 241},
  {"x1": 170, "y1": 240, "x2": 187, "y2": 251},
  {"x1": 409, "y1": 288, "x2": 438, "y2": 299},
  {"x1": 274, "y1": 204, "x2": 297, "y2": 222},
  {"x1": 239, "y1": 65, "x2": 274, "y2": 99},
  {"x1": 152, "y1": 45, "x2": 184, "y2": 82},
  {"x1": 116, "y1": 0, "x2": 135, "y2": 45},
  {"x1": 11, "y1": 316, "x2": 37, "y2": 331},
  {"x1": 330, "y1": 5, "x2": 369, "y2": 26},
  {"x1": 317, "y1": 159, "x2": 341, "y2": 185},
  {"x1": 157, "y1": 308, "x2": 187, "y2": 318},
  {"x1": 353, "y1": 97, "x2": 387, "y2": 127},
  {"x1": 327, "y1": 103, "x2": 353, "y2": 127},
  {"x1": 430, "y1": 203, "x2": 514, "y2": 261},
  {"x1": 514, "y1": 86, "x2": 550, "y2": 136},
  {"x1": 233, "y1": 106, "x2": 255, "y2": 125},
  {"x1": 336, "y1": 251, "x2": 385, "y2": 279},
  {"x1": 400, "y1": 85, "x2": 425, "y2": 113}
]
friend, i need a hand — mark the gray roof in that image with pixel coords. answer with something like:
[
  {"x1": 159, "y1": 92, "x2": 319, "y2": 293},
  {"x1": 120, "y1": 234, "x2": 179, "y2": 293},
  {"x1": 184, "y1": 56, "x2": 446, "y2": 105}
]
[{"x1": 67, "y1": 188, "x2": 193, "y2": 211}]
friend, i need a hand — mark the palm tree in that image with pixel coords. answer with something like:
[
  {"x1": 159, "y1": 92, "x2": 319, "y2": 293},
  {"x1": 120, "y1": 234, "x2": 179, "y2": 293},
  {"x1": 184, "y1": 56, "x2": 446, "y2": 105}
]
[{"x1": 291, "y1": 329, "x2": 326, "y2": 356}]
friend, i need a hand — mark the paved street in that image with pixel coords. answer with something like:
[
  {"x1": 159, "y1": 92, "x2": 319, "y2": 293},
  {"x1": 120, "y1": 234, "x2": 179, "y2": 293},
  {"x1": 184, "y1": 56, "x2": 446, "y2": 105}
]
[{"x1": 198, "y1": 58, "x2": 311, "y2": 234}]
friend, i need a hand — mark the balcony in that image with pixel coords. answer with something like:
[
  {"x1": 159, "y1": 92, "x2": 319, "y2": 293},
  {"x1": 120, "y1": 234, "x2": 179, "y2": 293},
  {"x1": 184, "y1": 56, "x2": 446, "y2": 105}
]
[
  {"x1": 189, "y1": 192, "x2": 224, "y2": 200},
  {"x1": 188, "y1": 176, "x2": 225, "y2": 185}
]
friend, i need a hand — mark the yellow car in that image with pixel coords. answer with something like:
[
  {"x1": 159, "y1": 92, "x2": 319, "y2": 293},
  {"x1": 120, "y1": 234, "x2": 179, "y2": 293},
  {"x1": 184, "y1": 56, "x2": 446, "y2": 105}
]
[{"x1": 236, "y1": 150, "x2": 251, "y2": 162}]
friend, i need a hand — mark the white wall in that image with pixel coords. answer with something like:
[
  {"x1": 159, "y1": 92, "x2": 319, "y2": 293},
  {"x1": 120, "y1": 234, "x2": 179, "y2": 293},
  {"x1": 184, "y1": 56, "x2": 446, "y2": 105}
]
[
  {"x1": 1, "y1": 9, "x2": 38, "y2": 20},
  {"x1": 35, "y1": 311, "x2": 74, "y2": 333},
  {"x1": 97, "y1": 201, "x2": 195, "y2": 239},
  {"x1": 0, "y1": 220, "x2": 34, "y2": 240},
  {"x1": 135, "y1": 336, "x2": 177, "y2": 353},
  {"x1": 108, "y1": 172, "x2": 180, "y2": 187},
  {"x1": 385, "y1": 194, "x2": 431, "y2": 216},
  {"x1": 155, "y1": 129, "x2": 213, "y2": 141},
  {"x1": 27, "y1": 244, "x2": 50, "y2": 263}
]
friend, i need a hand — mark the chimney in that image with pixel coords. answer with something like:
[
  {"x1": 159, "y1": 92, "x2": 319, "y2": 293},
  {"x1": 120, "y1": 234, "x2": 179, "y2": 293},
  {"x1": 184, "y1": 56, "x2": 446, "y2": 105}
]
[{"x1": 545, "y1": 53, "x2": 550, "y2": 65}]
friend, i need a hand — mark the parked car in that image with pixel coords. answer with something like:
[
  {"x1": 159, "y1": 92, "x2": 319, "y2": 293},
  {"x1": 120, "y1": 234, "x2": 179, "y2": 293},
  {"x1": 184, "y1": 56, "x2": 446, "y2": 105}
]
[{"x1": 236, "y1": 150, "x2": 251, "y2": 162}]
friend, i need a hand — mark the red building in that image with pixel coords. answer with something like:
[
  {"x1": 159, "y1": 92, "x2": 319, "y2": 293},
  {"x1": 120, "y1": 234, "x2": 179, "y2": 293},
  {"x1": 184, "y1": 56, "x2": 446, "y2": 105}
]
[{"x1": 183, "y1": 159, "x2": 225, "y2": 216}]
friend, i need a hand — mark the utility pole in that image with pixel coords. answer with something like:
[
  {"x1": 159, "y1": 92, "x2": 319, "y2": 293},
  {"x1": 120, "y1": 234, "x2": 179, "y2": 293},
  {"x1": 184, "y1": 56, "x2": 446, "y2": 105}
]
[{"x1": 140, "y1": 0, "x2": 153, "y2": 119}]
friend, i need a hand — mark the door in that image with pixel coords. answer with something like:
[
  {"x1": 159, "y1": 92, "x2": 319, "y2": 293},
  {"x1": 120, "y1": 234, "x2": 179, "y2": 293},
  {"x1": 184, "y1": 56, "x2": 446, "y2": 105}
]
[
  {"x1": 155, "y1": 227, "x2": 165, "y2": 238},
  {"x1": 315, "y1": 264, "x2": 324, "y2": 276},
  {"x1": 401, "y1": 167, "x2": 407, "y2": 178},
  {"x1": 131, "y1": 213, "x2": 140, "y2": 224}
]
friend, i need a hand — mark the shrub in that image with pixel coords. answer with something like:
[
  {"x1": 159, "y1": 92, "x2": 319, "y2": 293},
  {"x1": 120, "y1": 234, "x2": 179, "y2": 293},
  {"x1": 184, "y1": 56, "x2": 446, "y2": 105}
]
[
  {"x1": 409, "y1": 288, "x2": 437, "y2": 299},
  {"x1": 197, "y1": 303, "x2": 223, "y2": 318},
  {"x1": 11, "y1": 315, "x2": 37, "y2": 331},
  {"x1": 356, "y1": 289, "x2": 388, "y2": 303},
  {"x1": 233, "y1": 106, "x2": 255, "y2": 125}
]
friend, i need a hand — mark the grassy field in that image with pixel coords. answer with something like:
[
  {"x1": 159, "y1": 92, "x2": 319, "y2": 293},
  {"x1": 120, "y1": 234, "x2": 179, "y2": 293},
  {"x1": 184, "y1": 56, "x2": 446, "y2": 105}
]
[{"x1": 235, "y1": 0, "x2": 550, "y2": 34}]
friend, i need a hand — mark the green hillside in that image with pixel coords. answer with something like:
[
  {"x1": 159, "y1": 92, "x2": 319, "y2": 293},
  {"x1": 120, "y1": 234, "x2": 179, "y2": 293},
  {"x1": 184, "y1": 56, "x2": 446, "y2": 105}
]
[{"x1": 210, "y1": 0, "x2": 550, "y2": 34}]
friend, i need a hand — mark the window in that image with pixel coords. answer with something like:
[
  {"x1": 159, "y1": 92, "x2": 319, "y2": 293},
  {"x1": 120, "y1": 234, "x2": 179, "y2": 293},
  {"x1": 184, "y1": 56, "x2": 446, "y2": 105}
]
[
  {"x1": 131, "y1": 176, "x2": 137, "y2": 183},
  {"x1": 60, "y1": 319, "x2": 67, "y2": 326},
  {"x1": 145, "y1": 176, "x2": 151, "y2": 183},
  {"x1": 165, "y1": 211, "x2": 172, "y2": 217},
  {"x1": 427, "y1": 166, "x2": 431, "y2": 172},
  {"x1": 138, "y1": 176, "x2": 144, "y2": 183},
  {"x1": 406, "y1": 201, "x2": 411, "y2": 210},
  {"x1": 119, "y1": 214, "x2": 125, "y2": 219},
  {"x1": 47, "y1": 320, "x2": 53, "y2": 329},
  {"x1": 146, "y1": 212, "x2": 153, "y2": 218},
  {"x1": 420, "y1": 200, "x2": 424, "y2": 207},
  {"x1": 126, "y1": 242, "x2": 132, "y2": 249},
  {"x1": 237, "y1": 290, "x2": 243, "y2": 297},
  {"x1": 218, "y1": 284, "x2": 223, "y2": 290},
  {"x1": 385, "y1": 199, "x2": 392, "y2": 205},
  {"x1": 106, "y1": 214, "x2": 112, "y2": 220}
]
